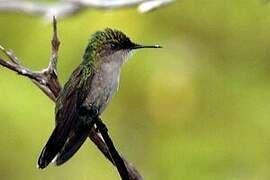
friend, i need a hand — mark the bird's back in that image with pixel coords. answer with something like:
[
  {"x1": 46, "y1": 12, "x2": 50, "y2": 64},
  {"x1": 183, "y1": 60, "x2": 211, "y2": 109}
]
[{"x1": 38, "y1": 64, "x2": 95, "y2": 168}]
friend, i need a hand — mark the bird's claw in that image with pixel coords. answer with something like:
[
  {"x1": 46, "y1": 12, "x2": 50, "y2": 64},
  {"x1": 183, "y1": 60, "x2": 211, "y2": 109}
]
[
  {"x1": 89, "y1": 107, "x2": 99, "y2": 118},
  {"x1": 79, "y1": 104, "x2": 99, "y2": 118}
]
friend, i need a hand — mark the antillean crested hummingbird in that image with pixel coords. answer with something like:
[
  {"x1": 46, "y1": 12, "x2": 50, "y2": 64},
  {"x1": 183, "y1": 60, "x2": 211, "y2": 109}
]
[{"x1": 37, "y1": 28, "x2": 161, "y2": 169}]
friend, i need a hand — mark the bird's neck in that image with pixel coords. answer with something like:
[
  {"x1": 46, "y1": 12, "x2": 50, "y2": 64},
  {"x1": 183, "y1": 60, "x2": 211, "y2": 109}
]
[{"x1": 95, "y1": 50, "x2": 131, "y2": 72}]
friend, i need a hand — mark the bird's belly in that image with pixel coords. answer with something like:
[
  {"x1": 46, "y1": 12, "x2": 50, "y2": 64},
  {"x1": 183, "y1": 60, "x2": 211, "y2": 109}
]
[
  {"x1": 84, "y1": 66, "x2": 120, "y2": 113},
  {"x1": 93, "y1": 80, "x2": 118, "y2": 112}
]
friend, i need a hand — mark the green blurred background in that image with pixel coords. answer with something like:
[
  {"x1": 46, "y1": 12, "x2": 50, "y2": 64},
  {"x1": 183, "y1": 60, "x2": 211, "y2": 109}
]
[{"x1": 1, "y1": 0, "x2": 270, "y2": 179}]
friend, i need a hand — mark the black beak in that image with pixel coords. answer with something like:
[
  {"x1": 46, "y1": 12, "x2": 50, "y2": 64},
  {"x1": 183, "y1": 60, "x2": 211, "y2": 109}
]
[{"x1": 131, "y1": 44, "x2": 162, "y2": 50}]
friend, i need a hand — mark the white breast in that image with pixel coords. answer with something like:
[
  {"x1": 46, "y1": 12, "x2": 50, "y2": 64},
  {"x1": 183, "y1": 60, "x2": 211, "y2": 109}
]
[{"x1": 84, "y1": 50, "x2": 130, "y2": 113}]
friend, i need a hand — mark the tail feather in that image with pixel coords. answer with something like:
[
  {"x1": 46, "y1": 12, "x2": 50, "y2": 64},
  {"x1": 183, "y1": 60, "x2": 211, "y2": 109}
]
[
  {"x1": 54, "y1": 127, "x2": 90, "y2": 166},
  {"x1": 37, "y1": 125, "x2": 70, "y2": 169}
]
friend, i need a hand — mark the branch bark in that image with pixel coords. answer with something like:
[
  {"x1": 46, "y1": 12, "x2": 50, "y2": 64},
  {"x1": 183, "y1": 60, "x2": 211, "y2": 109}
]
[
  {"x1": 0, "y1": 17, "x2": 142, "y2": 180},
  {"x1": 0, "y1": 0, "x2": 175, "y2": 21},
  {"x1": 95, "y1": 117, "x2": 129, "y2": 180}
]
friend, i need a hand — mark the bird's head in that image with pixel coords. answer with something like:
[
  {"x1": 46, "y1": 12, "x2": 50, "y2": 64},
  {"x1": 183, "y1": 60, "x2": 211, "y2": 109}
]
[{"x1": 83, "y1": 28, "x2": 161, "y2": 65}]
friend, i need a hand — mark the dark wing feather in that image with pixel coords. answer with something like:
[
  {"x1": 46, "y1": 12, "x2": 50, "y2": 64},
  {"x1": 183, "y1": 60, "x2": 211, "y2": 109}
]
[
  {"x1": 54, "y1": 65, "x2": 96, "y2": 166},
  {"x1": 38, "y1": 65, "x2": 90, "y2": 169},
  {"x1": 54, "y1": 125, "x2": 90, "y2": 166}
]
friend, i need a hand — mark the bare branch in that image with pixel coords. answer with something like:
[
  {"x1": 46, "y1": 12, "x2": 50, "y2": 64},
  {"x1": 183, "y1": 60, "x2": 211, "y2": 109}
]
[
  {"x1": 89, "y1": 129, "x2": 143, "y2": 180},
  {"x1": 95, "y1": 118, "x2": 129, "y2": 180},
  {"x1": 138, "y1": 0, "x2": 175, "y2": 13},
  {"x1": 0, "y1": 0, "x2": 80, "y2": 20},
  {"x1": 0, "y1": 17, "x2": 143, "y2": 180},
  {"x1": 0, "y1": 50, "x2": 41, "y2": 83},
  {"x1": 68, "y1": 0, "x2": 146, "y2": 8},
  {"x1": 71, "y1": 0, "x2": 175, "y2": 12},
  {"x1": 0, "y1": 0, "x2": 174, "y2": 20}
]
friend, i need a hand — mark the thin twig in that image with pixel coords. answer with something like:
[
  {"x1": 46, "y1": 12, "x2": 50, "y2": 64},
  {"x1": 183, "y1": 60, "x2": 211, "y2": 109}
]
[
  {"x1": 48, "y1": 16, "x2": 60, "y2": 74},
  {"x1": 0, "y1": 16, "x2": 142, "y2": 180}
]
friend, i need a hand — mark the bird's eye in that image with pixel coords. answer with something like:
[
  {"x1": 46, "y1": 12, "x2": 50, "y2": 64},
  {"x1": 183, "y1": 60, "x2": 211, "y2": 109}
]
[{"x1": 111, "y1": 43, "x2": 118, "y2": 49}]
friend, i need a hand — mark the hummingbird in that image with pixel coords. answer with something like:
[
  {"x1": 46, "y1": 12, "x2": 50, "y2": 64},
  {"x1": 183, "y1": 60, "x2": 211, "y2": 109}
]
[{"x1": 37, "y1": 28, "x2": 161, "y2": 169}]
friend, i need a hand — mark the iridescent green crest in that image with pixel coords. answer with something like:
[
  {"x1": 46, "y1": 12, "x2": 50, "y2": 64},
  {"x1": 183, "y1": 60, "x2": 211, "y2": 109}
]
[{"x1": 82, "y1": 28, "x2": 133, "y2": 65}]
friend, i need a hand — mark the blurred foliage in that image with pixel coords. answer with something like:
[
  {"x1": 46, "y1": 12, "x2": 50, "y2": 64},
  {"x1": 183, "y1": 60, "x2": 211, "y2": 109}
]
[{"x1": 1, "y1": 0, "x2": 270, "y2": 179}]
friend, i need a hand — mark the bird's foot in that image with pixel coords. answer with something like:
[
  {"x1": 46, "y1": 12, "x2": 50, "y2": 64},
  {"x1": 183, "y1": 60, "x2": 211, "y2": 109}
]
[
  {"x1": 78, "y1": 104, "x2": 107, "y2": 132},
  {"x1": 79, "y1": 104, "x2": 100, "y2": 128},
  {"x1": 79, "y1": 104, "x2": 99, "y2": 118}
]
